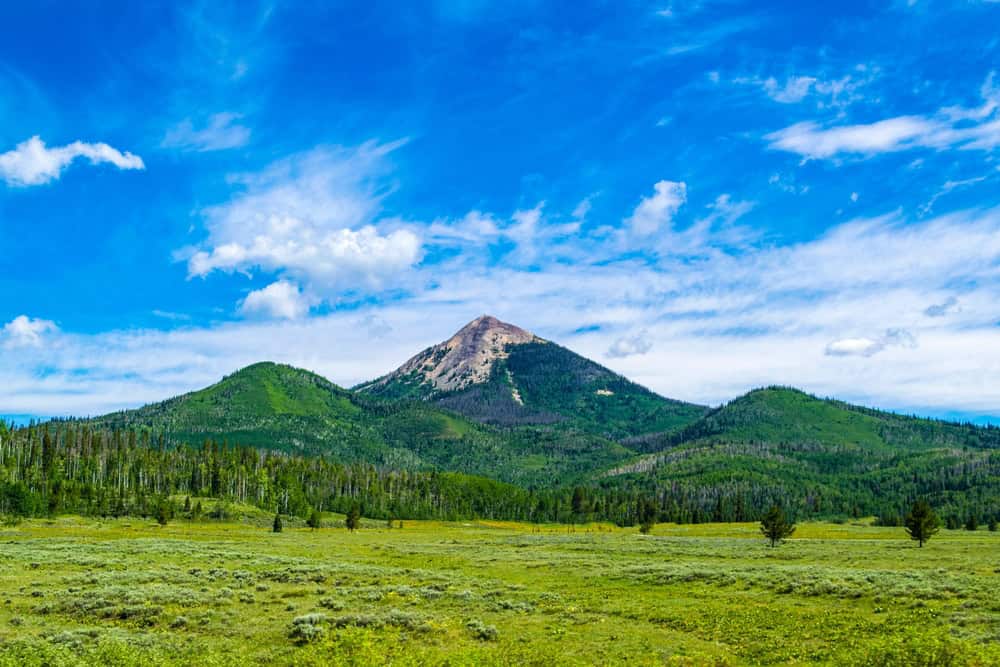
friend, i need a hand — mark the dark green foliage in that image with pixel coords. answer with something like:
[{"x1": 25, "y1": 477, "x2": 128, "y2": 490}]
[
  {"x1": 600, "y1": 387, "x2": 1000, "y2": 524},
  {"x1": 307, "y1": 508, "x2": 322, "y2": 530},
  {"x1": 760, "y1": 505, "x2": 795, "y2": 547},
  {"x1": 155, "y1": 500, "x2": 171, "y2": 526},
  {"x1": 346, "y1": 503, "x2": 360, "y2": 531},
  {"x1": 905, "y1": 500, "x2": 940, "y2": 547},
  {"x1": 81, "y1": 362, "x2": 638, "y2": 486},
  {"x1": 964, "y1": 514, "x2": 978, "y2": 531},
  {"x1": 272, "y1": 512, "x2": 283, "y2": 533},
  {"x1": 989, "y1": 518, "x2": 998, "y2": 532}
]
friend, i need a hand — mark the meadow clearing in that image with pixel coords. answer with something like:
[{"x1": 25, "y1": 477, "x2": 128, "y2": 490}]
[{"x1": 0, "y1": 507, "x2": 998, "y2": 666}]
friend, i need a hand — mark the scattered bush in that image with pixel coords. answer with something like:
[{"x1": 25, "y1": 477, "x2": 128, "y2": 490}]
[{"x1": 466, "y1": 619, "x2": 499, "y2": 641}]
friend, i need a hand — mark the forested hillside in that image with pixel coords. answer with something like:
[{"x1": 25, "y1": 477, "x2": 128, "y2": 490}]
[
  {"x1": 603, "y1": 387, "x2": 1000, "y2": 524},
  {"x1": 84, "y1": 362, "x2": 634, "y2": 486}
]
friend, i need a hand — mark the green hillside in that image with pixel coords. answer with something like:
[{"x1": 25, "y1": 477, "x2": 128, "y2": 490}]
[
  {"x1": 89, "y1": 362, "x2": 633, "y2": 485},
  {"x1": 603, "y1": 387, "x2": 1000, "y2": 522}
]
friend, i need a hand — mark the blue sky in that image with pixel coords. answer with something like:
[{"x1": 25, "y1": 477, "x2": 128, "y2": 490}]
[{"x1": 2, "y1": 0, "x2": 1000, "y2": 421}]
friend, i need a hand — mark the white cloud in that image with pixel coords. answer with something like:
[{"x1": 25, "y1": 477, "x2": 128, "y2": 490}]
[
  {"x1": 607, "y1": 331, "x2": 653, "y2": 358},
  {"x1": 239, "y1": 280, "x2": 311, "y2": 320},
  {"x1": 738, "y1": 66, "x2": 877, "y2": 110},
  {"x1": 624, "y1": 180, "x2": 687, "y2": 236},
  {"x1": 5, "y1": 197, "x2": 1000, "y2": 418},
  {"x1": 185, "y1": 142, "x2": 423, "y2": 296},
  {"x1": 767, "y1": 73, "x2": 1000, "y2": 159},
  {"x1": 162, "y1": 112, "x2": 251, "y2": 152},
  {"x1": 825, "y1": 328, "x2": 916, "y2": 357},
  {"x1": 0, "y1": 136, "x2": 144, "y2": 186},
  {"x1": 2, "y1": 316, "x2": 58, "y2": 348}
]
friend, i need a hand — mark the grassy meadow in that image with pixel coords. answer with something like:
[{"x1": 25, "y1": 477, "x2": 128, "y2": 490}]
[{"x1": 1, "y1": 508, "x2": 998, "y2": 666}]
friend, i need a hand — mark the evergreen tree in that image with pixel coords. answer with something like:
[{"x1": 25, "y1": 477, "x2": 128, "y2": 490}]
[
  {"x1": 192, "y1": 500, "x2": 203, "y2": 520},
  {"x1": 760, "y1": 505, "x2": 795, "y2": 547},
  {"x1": 307, "y1": 508, "x2": 322, "y2": 530},
  {"x1": 988, "y1": 518, "x2": 997, "y2": 532},
  {"x1": 346, "y1": 503, "x2": 361, "y2": 531},
  {"x1": 965, "y1": 514, "x2": 978, "y2": 531},
  {"x1": 904, "y1": 500, "x2": 940, "y2": 547},
  {"x1": 183, "y1": 496, "x2": 191, "y2": 514},
  {"x1": 272, "y1": 513, "x2": 283, "y2": 533},
  {"x1": 155, "y1": 501, "x2": 170, "y2": 526}
]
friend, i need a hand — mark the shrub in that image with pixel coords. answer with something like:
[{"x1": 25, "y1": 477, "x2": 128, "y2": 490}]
[
  {"x1": 466, "y1": 619, "x2": 499, "y2": 641},
  {"x1": 289, "y1": 614, "x2": 327, "y2": 644}
]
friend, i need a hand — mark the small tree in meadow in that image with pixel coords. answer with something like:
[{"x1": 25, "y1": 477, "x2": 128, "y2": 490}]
[
  {"x1": 904, "y1": 500, "x2": 940, "y2": 547},
  {"x1": 988, "y1": 517, "x2": 997, "y2": 532},
  {"x1": 307, "y1": 508, "x2": 322, "y2": 531},
  {"x1": 760, "y1": 505, "x2": 795, "y2": 547},
  {"x1": 155, "y1": 501, "x2": 171, "y2": 527},
  {"x1": 272, "y1": 513, "x2": 283, "y2": 533},
  {"x1": 346, "y1": 504, "x2": 361, "y2": 532}
]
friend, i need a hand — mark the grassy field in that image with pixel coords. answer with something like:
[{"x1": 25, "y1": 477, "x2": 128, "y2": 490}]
[{"x1": 1, "y1": 510, "x2": 998, "y2": 666}]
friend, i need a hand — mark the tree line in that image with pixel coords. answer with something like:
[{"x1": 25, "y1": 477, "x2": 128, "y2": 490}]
[{"x1": 1, "y1": 420, "x2": 998, "y2": 529}]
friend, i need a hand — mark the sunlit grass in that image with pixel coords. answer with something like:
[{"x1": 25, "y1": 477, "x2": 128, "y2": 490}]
[{"x1": 1, "y1": 513, "x2": 998, "y2": 665}]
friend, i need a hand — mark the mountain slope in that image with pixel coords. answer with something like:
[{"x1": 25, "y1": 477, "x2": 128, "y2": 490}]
[
  {"x1": 357, "y1": 315, "x2": 707, "y2": 442},
  {"x1": 88, "y1": 362, "x2": 632, "y2": 485},
  {"x1": 602, "y1": 387, "x2": 1000, "y2": 520}
]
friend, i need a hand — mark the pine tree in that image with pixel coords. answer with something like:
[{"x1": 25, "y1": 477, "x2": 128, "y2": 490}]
[
  {"x1": 965, "y1": 514, "x2": 978, "y2": 531},
  {"x1": 904, "y1": 500, "x2": 940, "y2": 547},
  {"x1": 272, "y1": 513, "x2": 283, "y2": 533},
  {"x1": 760, "y1": 505, "x2": 795, "y2": 547},
  {"x1": 988, "y1": 518, "x2": 998, "y2": 532},
  {"x1": 156, "y1": 502, "x2": 170, "y2": 526},
  {"x1": 183, "y1": 496, "x2": 191, "y2": 515},
  {"x1": 307, "y1": 508, "x2": 322, "y2": 530},
  {"x1": 346, "y1": 503, "x2": 360, "y2": 532}
]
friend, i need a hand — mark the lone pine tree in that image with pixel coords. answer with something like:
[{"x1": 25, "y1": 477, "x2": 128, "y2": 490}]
[
  {"x1": 272, "y1": 512, "x2": 283, "y2": 533},
  {"x1": 307, "y1": 508, "x2": 322, "y2": 530},
  {"x1": 904, "y1": 500, "x2": 940, "y2": 547},
  {"x1": 760, "y1": 505, "x2": 795, "y2": 547},
  {"x1": 346, "y1": 503, "x2": 361, "y2": 531}
]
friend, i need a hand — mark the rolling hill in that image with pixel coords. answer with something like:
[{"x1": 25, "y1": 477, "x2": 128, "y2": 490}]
[{"x1": 87, "y1": 361, "x2": 634, "y2": 485}]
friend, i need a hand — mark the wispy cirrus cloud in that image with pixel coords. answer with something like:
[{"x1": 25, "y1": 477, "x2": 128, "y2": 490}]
[
  {"x1": 0, "y1": 136, "x2": 143, "y2": 186},
  {"x1": 766, "y1": 72, "x2": 1000, "y2": 159},
  {"x1": 162, "y1": 112, "x2": 251, "y2": 152}
]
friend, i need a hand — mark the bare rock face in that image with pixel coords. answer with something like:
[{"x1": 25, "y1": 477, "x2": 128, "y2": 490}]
[{"x1": 377, "y1": 315, "x2": 541, "y2": 392}]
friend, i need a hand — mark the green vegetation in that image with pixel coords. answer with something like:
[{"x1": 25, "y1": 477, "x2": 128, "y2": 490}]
[
  {"x1": 602, "y1": 387, "x2": 1000, "y2": 525},
  {"x1": 905, "y1": 500, "x2": 940, "y2": 547},
  {"x1": 81, "y1": 363, "x2": 637, "y2": 486},
  {"x1": 0, "y1": 516, "x2": 998, "y2": 665},
  {"x1": 759, "y1": 505, "x2": 795, "y2": 547}
]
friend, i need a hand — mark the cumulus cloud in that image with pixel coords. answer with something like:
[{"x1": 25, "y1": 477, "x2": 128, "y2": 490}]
[
  {"x1": 624, "y1": 180, "x2": 687, "y2": 236},
  {"x1": 607, "y1": 331, "x2": 653, "y2": 358},
  {"x1": 185, "y1": 141, "x2": 423, "y2": 296},
  {"x1": 0, "y1": 136, "x2": 144, "y2": 186},
  {"x1": 239, "y1": 281, "x2": 311, "y2": 319},
  {"x1": 162, "y1": 112, "x2": 251, "y2": 152},
  {"x1": 767, "y1": 73, "x2": 1000, "y2": 160},
  {"x1": 2, "y1": 316, "x2": 58, "y2": 348},
  {"x1": 825, "y1": 328, "x2": 917, "y2": 357}
]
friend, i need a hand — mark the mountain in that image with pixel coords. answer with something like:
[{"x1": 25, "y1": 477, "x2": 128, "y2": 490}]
[
  {"x1": 88, "y1": 361, "x2": 633, "y2": 485},
  {"x1": 357, "y1": 315, "x2": 707, "y2": 443},
  {"x1": 601, "y1": 387, "x2": 1000, "y2": 521}
]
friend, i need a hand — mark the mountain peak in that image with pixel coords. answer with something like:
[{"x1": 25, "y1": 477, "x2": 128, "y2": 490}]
[{"x1": 366, "y1": 315, "x2": 542, "y2": 393}]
